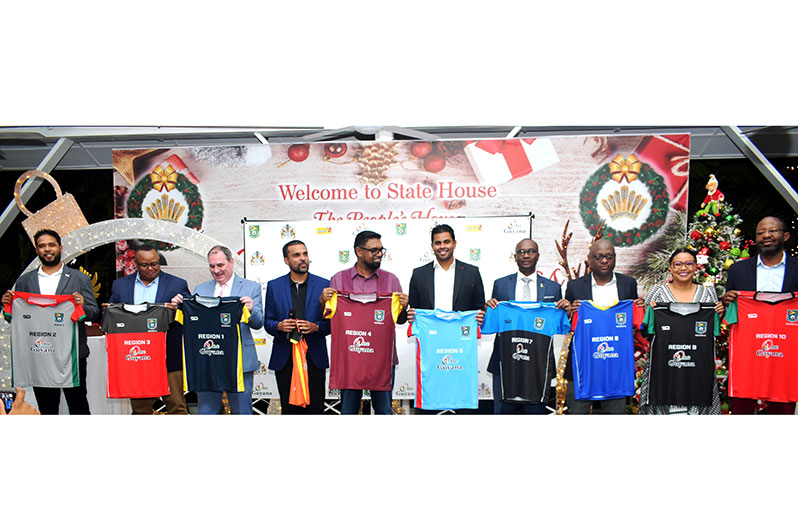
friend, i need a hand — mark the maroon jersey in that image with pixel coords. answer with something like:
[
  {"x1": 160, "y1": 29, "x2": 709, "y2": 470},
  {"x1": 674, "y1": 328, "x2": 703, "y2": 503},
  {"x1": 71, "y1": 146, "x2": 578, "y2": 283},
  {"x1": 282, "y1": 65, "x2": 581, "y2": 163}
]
[{"x1": 324, "y1": 292, "x2": 402, "y2": 391}]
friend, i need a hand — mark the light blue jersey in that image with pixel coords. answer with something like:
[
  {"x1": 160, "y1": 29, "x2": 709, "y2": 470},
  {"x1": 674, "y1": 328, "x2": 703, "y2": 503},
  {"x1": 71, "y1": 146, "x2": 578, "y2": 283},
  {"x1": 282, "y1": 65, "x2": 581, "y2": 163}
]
[{"x1": 410, "y1": 309, "x2": 480, "y2": 410}]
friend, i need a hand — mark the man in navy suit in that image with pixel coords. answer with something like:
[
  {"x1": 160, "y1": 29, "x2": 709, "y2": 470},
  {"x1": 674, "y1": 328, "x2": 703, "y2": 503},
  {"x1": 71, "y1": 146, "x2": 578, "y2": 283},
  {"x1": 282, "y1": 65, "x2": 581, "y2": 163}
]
[
  {"x1": 107, "y1": 245, "x2": 190, "y2": 414},
  {"x1": 172, "y1": 245, "x2": 264, "y2": 415},
  {"x1": 722, "y1": 216, "x2": 798, "y2": 415},
  {"x1": 486, "y1": 238, "x2": 570, "y2": 414},
  {"x1": 564, "y1": 239, "x2": 641, "y2": 414},
  {"x1": 2, "y1": 229, "x2": 100, "y2": 415},
  {"x1": 264, "y1": 240, "x2": 330, "y2": 414}
]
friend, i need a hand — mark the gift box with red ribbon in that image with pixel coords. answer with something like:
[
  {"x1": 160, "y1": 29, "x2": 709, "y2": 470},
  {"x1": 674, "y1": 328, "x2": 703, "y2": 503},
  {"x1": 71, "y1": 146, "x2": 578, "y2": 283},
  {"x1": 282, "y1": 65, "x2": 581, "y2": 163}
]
[
  {"x1": 633, "y1": 134, "x2": 690, "y2": 211},
  {"x1": 464, "y1": 138, "x2": 560, "y2": 186}
]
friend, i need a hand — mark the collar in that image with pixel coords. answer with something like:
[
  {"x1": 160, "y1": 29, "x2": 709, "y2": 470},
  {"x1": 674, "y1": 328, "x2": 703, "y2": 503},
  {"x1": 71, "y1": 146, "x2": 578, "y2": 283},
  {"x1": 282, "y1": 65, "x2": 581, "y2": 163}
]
[
  {"x1": 38, "y1": 264, "x2": 64, "y2": 278},
  {"x1": 135, "y1": 273, "x2": 160, "y2": 287},
  {"x1": 591, "y1": 272, "x2": 617, "y2": 288},
  {"x1": 349, "y1": 264, "x2": 379, "y2": 280},
  {"x1": 757, "y1": 252, "x2": 786, "y2": 268},
  {"x1": 517, "y1": 271, "x2": 537, "y2": 283},
  {"x1": 434, "y1": 259, "x2": 456, "y2": 272}
]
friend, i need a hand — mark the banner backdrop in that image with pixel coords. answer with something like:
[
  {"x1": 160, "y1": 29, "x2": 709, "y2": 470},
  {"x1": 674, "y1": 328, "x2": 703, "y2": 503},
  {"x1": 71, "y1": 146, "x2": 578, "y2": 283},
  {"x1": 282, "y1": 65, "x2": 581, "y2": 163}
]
[{"x1": 112, "y1": 134, "x2": 690, "y2": 403}]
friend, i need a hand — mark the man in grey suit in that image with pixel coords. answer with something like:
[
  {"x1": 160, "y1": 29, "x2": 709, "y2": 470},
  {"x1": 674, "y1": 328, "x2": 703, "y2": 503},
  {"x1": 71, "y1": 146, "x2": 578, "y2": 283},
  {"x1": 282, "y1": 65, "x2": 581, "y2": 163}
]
[
  {"x1": 2, "y1": 229, "x2": 100, "y2": 414},
  {"x1": 486, "y1": 238, "x2": 569, "y2": 414},
  {"x1": 172, "y1": 245, "x2": 264, "y2": 415}
]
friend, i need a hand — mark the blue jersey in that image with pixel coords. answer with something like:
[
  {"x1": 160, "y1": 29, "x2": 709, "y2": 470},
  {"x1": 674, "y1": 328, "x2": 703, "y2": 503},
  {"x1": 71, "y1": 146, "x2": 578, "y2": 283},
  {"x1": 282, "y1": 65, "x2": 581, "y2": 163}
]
[
  {"x1": 571, "y1": 300, "x2": 635, "y2": 400},
  {"x1": 482, "y1": 301, "x2": 570, "y2": 403},
  {"x1": 177, "y1": 295, "x2": 251, "y2": 393},
  {"x1": 410, "y1": 309, "x2": 480, "y2": 410}
]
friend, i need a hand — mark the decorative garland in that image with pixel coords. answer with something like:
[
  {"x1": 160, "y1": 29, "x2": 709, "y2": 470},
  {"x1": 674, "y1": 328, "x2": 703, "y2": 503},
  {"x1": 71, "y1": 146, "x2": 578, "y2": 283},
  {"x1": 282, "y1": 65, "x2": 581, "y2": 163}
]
[
  {"x1": 579, "y1": 163, "x2": 669, "y2": 247},
  {"x1": 126, "y1": 171, "x2": 204, "y2": 251}
]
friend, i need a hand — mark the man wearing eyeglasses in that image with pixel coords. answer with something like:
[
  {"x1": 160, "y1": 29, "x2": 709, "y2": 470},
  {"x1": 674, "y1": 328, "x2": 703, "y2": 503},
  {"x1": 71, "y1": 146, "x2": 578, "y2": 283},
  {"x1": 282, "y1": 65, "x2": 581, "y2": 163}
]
[
  {"x1": 563, "y1": 238, "x2": 641, "y2": 414},
  {"x1": 722, "y1": 216, "x2": 798, "y2": 414},
  {"x1": 321, "y1": 230, "x2": 409, "y2": 414},
  {"x1": 485, "y1": 238, "x2": 570, "y2": 414},
  {"x1": 108, "y1": 245, "x2": 190, "y2": 414}
]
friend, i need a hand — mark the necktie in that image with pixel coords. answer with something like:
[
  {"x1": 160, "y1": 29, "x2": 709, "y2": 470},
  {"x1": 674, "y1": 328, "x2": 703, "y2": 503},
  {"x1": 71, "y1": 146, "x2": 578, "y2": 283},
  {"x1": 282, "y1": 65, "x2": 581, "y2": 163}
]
[
  {"x1": 217, "y1": 283, "x2": 226, "y2": 297},
  {"x1": 521, "y1": 277, "x2": 532, "y2": 300}
]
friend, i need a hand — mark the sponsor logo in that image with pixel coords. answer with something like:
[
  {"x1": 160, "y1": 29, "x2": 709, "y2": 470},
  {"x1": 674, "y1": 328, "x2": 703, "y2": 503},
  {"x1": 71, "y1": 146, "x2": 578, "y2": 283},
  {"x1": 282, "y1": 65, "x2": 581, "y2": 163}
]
[
  {"x1": 54, "y1": 312, "x2": 64, "y2": 323},
  {"x1": 695, "y1": 321, "x2": 707, "y2": 335},
  {"x1": 125, "y1": 346, "x2": 152, "y2": 362},
  {"x1": 593, "y1": 341, "x2": 619, "y2": 360},
  {"x1": 317, "y1": 227, "x2": 332, "y2": 235},
  {"x1": 437, "y1": 353, "x2": 464, "y2": 370},
  {"x1": 339, "y1": 250, "x2": 350, "y2": 264},
  {"x1": 615, "y1": 313, "x2": 627, "y2": 326},
  {"x1": 220, "y1": 313, "x2": 231, "y2": 325},
  {"x1": 428, "y1": 330, "x2": 438, "y2": 335},
  {"x1": 747, "y1": 313, "x2": 758, "y2": 319},
  {"x1": 583, "y1": 318, "x2": 593, "y2": 324},
  {"x1": 249, "y1": 251, "x2": 265, "y2": 265},
  {"x1": 470, "y1": 248, "x2": 481, "y2": 262},
  {"x1": 31, "y1": 337, "x2": 55, "y2": 352},
  {"x1": 504, "y1": 319, "x2": 513, "y2": 324},
  {"x1": 280, "y1": 224, "x2": 295, "y2": 239},
  {"x1": 503, "y1": 221, "x2": 526, "y2": 234},
  {"x1": 248, "y1": 225, "x2": 260, "y2": 238},
  {"x1": 343, "y1": 311, "x2": 352, "y2": 317},
  {"x1": 466, "y1": 224, "x2": 482, "y2": 232},
  {"x1": 147, "y1": 318, "x2": 157, "y2": 330},
  {"x1": 22, "y1": 314, "x2": 31, "y2": 319},
  {"x1": 756, "y1": 338, "x2": 784, "y2": 358},
  {"x1": 116, "y1": 322, "x2": 126, "y2": 328},
  {"x1": 668, "y1": 350, "x2": 695, "y2": 368},
  {"x1": 199, "y1": 339, "x2": 224, "y2": 356},
  {"x1": 396, "y1": 223, "x2": 407, "y2": 236},
  {"x1": 788, "y1": 309, "x2": 798, "y2": 323},
  {"x1": 512, "y1": 343, "x2": 531, "y2": 361},
  {"x1": 190, "y1": 316, "x2": 199, "y2": 321},
  {"x1": 374, "y1": 310, "x2": 385, "y2": 322},
  {"x1": 419, "y1": 251, "x2": 432, "y2": 263},
  {"x1": 661, "y1": 325, "x2": 671, "y2": 331},
  {"x1": 348, "y1": 336, "x2": 374, "y2": 354},
  {"x1": 534, "y1": 317, "x2": 545, "y2": 330},
  {"x1": 395, "y1": 382, "x2": 414, "y2": 396}
]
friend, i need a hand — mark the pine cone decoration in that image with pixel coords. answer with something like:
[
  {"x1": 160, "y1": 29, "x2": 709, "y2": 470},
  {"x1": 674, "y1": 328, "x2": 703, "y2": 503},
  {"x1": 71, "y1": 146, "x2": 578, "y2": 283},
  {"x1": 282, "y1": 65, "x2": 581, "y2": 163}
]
[
  {"x1": 355, "y1": 143, "x2": 399, "y2": 185},
  {"x1": 434, "y1": 141, "x2": 464, "y2": 158}
]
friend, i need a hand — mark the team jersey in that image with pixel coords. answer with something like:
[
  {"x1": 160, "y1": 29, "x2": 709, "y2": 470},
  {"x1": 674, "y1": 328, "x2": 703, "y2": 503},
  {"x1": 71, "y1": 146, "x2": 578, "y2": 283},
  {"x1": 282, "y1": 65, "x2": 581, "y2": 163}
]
[
  {"x1": 482, "y1": 301, "x2": 570, "y2": 403},
  {"x1": 723, "y1": 291, "x2": 798, "y2": 402},
  {"x1": 643, "y1": 303, "x2": 719, "y2": 407},
  {"x1": 410, "y1": 309, "x2": 480, "y2": 410},
  {"x1": 176, "y1": 295, "x2": 251, "y2": 393},
  {"x1": 101, "y1": 303, "x2": 174, "y2": 398},
  {"x1": 4, "y1": 291, "x2": 85, "y2": 388},
  {"x1": 324, "y1": 292, "x2": 402, "y2": 391},
  {"x1": 571, "y1": 300, "x2": 640, "y2": 400}
]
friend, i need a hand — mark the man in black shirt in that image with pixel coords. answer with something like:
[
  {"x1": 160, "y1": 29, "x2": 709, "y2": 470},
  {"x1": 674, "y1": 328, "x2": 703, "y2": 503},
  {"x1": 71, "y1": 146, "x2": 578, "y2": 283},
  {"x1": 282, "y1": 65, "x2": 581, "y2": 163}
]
[{"x1": 264, "y1": 240, "x2": 331, "y2": 414}]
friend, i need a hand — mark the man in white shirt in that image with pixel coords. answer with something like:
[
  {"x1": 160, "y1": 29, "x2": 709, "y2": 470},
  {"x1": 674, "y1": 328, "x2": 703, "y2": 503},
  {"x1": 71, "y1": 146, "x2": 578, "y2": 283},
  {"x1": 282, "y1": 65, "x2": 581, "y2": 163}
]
[{"x1": 2, "y1": 229, "x2": 99, "y2": 414}]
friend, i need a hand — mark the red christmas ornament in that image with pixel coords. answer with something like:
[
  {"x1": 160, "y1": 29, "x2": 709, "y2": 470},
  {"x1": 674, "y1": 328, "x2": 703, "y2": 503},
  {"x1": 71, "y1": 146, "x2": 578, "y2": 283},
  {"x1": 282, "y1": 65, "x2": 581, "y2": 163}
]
[
  {"x1": 719, "y1": 241, "x2": 731, "y2": 251},
  {"x1": 324, "y1": 143, "x2": 347, "y2": 158},
  {"x1": 690, "y1": 230, "x2": 703, "y2": 241},
  {"x1": 410, "y1": 142, "x2": 433, "y2": 158},
  {"x1": 699, "y1": 247, "x2": 710, "y2": 255},
  {"x1": 423, "y1": 154, "x2": 446, "y2": 173},
  {"x1": 287, "y1": 144, "x2": 310, "y2": 162}
]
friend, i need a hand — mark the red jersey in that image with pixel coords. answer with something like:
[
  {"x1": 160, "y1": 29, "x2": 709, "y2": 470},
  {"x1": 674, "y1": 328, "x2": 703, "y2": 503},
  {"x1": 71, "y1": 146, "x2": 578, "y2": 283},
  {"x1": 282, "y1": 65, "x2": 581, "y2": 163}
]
[
  {"x1": 724, "y1": 291, "x2": 798, "y2": 402},
  {"x1": 324, "y1": 292, "x2": 402, "y2": 391}
]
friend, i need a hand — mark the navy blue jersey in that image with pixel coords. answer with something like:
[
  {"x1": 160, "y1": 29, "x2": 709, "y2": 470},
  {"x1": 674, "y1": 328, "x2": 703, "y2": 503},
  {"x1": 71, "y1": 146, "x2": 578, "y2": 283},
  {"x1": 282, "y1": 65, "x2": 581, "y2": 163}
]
[
  {"x1": 571, "y1": 300, "x2": 636, "y2": 400},
  {"x1": 410, "y1": 309, "x2": 480, "y2": 410},
  {"x1": 483, "y1": 301, "x2": 570, "y2": 403},
  {"x1": 177, "y1": 295, "x2": 251, "y2": 393},
  {"x1": 643, "y1": 303, "x2": 719, "y2": 407}
]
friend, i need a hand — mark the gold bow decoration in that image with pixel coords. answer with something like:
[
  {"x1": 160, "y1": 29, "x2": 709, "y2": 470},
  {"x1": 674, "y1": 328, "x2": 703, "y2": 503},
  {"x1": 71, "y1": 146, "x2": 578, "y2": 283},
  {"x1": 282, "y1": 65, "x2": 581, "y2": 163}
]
[
  {"x1": 150, "y1": 164, "x2": 178, "y2": 192},
  {"x1": 609, "y1": 153, "x2": 641, "y2": 183}
]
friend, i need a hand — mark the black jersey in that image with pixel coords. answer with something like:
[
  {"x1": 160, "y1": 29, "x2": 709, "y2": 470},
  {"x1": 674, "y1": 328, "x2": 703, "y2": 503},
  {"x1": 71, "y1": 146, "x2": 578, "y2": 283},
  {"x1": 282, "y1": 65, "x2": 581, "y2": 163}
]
[{"x1": 644, "y1": 303, "x2": 719, "y2": 407}]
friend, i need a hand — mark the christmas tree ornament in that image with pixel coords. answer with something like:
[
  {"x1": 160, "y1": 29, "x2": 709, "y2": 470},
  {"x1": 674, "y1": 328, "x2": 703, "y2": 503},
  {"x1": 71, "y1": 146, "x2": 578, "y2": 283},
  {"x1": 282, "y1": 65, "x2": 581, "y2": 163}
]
[
  {"x1": 324, "y1": 143, "x2": 347, "y2": 158},
  {"x1": 719, "y1": 241, "x2": 731, "y2": 251},
  {"x1": 729, "y1": 247, "x2": 741, "y2": 257},
  {"x1": 724, "y1": 258, "x2": 735, "y2": 270},
  {"x1": 697, "y1": 173, "x2": 725, "y2": 217},
  {"x1": 725, "y1": 214, "x2": 735, "y2": 222},
  {"x1": 741, "y1": 248, "x2": 750, "y2": 258},
  {"x1": 410, "y1": 142, "x2": 433, "y2": 158},
  {"x1": 423, "y1": 154, "x2": 446, "y2": 173},
  {"x1": 708, "y1": 266, "x2": 719, "y2": 275},
  {"x1": 287, "y1": 144, "x2": 310, "y2": 162},
  {"x1": 690, "y1": 230, "x2": 703, "y2": 241},
  {"x1": 704, "y1": 226, "x2": 716, "y2": 237},
  {"x1": 355, "y1": 143, "x2": 399, "y2": 185},
  {"x1": 733, "y1": 228, "x2": 742, "y2": 237}
]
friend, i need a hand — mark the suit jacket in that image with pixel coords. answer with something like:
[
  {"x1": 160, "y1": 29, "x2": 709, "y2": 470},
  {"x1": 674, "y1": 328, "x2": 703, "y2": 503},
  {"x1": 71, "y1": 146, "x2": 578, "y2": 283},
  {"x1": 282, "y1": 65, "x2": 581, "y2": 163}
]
[
  {"x1": 13, "y1": 265, "x2": 100, "y2": 359},
  {"x1": 408, "y1": 259, "x2": 486, "y2": 312},
  {"x1": 487, "y1": 272, "x2": 563, "y2": 374},
  {"x1": 193, "y1": 274, "x2": 264, "y2": 373},
  {"x1": 725, "y1": 254, "x2": 798, "y2": 292},
  {"x1": 108, "y1": 271, "x2": 191, "y2": 372},
  {"x1": 264, "y1": 273, "x2": 331, "y2": 371},
  {"x1": 563, "y1": 271, "x2": 639, "y2": 382}
]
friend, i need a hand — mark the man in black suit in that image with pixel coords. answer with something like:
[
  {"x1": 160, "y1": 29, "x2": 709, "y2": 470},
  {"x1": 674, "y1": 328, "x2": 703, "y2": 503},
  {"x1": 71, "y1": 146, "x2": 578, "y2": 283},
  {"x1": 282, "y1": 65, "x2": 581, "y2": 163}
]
[
  {"x1": 564, "y1": 238, "x2": 641, "y2": 414},
  {"x1": 486, "y1": 238, "x2": 570, "y2": 414},
  {"x1": 408, "y1": 224, "x2": 486, "y2": 413},
  {"x1": 722, "y1": 216, "x2": 798, "y2": 415},
  {"x1": 107, "y1": 245, "x2": 191, "y2": 414},
  {"x1": 2, "y1": 229, "x2": 100, "y2": 415}
]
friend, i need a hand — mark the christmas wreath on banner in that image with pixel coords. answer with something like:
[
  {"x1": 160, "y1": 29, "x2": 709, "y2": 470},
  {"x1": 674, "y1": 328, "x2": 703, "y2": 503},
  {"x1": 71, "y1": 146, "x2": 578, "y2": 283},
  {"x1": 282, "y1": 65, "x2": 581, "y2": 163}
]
[
  {"x1": 126, "y1": 161, "x2": 204, "y2": 251},
  {"x1": 579, "y1": 154, "x2": 669, "y2": 247}
]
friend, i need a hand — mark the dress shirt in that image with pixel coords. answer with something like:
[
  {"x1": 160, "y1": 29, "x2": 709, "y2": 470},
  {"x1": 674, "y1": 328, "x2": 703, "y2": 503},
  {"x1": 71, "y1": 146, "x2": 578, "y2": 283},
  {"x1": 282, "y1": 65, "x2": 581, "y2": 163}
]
[
  {"x1": 515, "y1": 271, "x2": 538, "y2": 302},
  {"x1": 133, "y1": 274, "x2": 160, "y2": 304},
  {"x1": 591, "y1": 272, "x2": 619, "y2": 306},
  {"x1": 214, "y1": 280, "x2": 232, "y2": 298},
  {"x1": 756, "y1": 252, "x2": 787, "y2": 292},
  {"x1": 37, "y1": 264, "x2": 64, "y2": 296},
  {"x1": 433, "y1": 260, "x2": 456, "y2": 311}
]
